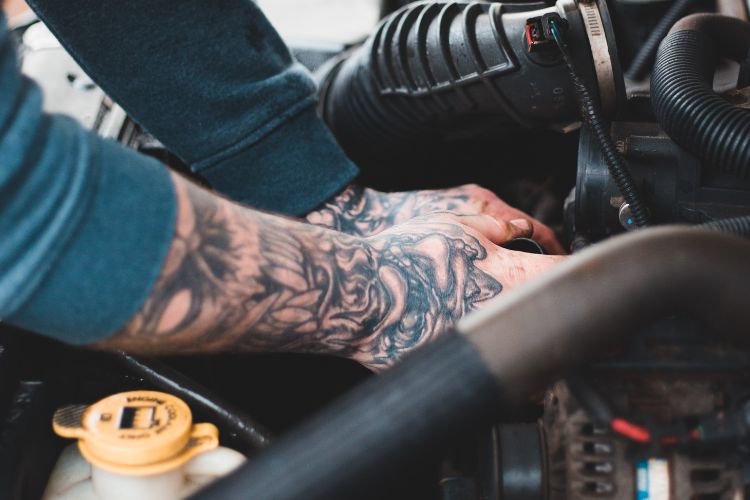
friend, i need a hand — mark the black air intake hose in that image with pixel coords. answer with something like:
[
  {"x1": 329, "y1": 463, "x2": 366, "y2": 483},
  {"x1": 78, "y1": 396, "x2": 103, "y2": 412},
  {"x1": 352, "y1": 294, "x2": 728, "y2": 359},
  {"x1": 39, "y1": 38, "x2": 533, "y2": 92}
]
[
  {"x1": 651, "y1": 14, "x2": 750, "y2": 178},
  {"x1": 320, "y1": 0, "x2": 604, "y2": 165}
]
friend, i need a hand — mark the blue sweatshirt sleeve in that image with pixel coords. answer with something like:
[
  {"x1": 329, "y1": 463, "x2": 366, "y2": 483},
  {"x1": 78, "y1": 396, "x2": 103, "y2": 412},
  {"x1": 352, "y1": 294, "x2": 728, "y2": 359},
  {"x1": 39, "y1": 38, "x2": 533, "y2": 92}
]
[
  {"x1": 0, "y1": 14, "x2": 176, "y2": 344},
  {"x1": 26, "y1": 0, "x2": 359, "y2": 216}
]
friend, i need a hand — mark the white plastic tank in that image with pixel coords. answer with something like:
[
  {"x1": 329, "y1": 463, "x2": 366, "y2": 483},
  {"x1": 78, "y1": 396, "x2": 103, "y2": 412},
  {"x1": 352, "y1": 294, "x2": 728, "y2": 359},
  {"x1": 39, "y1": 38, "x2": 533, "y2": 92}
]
[{"x1": 43, "y1": 391, "x2": 246, "y2": 500}]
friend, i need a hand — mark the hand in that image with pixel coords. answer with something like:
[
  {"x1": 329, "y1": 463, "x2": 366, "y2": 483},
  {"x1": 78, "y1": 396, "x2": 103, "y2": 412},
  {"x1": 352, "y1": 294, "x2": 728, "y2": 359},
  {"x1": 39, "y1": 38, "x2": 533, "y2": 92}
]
[
  {"x1": 104, "y1": 174, "x2": 562, "y2": 373},
  {"x1": 444, "y1": 184, "x2": 565, "y2": 255},
  {"x1": 306, "y1": 184, "x2": 566, "y2": 254},
  {"x1": 348, "y1": 212, "x2": 564, "y2": 371}
]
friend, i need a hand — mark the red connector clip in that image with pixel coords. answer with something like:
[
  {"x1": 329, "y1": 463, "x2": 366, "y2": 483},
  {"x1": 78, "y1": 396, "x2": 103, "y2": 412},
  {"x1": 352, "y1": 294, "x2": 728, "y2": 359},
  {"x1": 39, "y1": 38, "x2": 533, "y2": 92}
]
[{"x1": 524, "y1": 17, "x2": 553, "y2": 53}]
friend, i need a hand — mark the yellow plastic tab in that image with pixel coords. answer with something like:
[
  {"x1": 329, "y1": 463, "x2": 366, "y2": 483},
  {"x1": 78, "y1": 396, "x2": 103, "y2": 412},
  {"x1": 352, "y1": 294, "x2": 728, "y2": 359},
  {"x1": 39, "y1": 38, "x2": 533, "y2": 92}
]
[{"x1": 53, "y1": 391, "x2": 218, "y2": 476}]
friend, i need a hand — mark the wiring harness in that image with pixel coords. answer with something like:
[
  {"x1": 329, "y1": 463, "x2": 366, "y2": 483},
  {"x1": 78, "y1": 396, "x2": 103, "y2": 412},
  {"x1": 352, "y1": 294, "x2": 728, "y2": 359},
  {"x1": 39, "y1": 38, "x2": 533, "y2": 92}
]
[
  {"x1": 545, "y1": 14, "x2": 651, "y2": 228},
  {"x1": 568, "y1": 375, "x2": 750, "y2": 451}
]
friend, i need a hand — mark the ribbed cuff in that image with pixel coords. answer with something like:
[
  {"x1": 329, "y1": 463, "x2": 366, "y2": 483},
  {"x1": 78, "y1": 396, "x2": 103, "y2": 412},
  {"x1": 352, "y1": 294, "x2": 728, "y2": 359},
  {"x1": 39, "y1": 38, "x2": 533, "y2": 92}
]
[
  {"x1": 9, "y1": 139, "x2": 176, "y2": 344},
  {"x1": 195, "y1": 106, "x2": 359, "y2": 216}
]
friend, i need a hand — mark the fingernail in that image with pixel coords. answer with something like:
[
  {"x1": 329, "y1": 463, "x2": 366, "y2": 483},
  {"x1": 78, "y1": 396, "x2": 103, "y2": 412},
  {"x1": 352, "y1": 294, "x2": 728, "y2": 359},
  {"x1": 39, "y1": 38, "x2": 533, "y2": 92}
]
[{"x1": 510, "y1": 219, "x2": 531, "y2": 232}]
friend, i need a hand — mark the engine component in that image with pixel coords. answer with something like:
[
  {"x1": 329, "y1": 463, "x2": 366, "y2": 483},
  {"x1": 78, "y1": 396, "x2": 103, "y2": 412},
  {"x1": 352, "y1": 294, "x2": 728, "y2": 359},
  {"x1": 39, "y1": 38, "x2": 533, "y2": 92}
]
[
  {"x1": 319, "y1": 0, "x2": 624, "y2": 167},
  {"x1": 477, "y1": 423, "x2": 546, "y2": 500},
  {"x1": 549, "y1": 14, "x2": 650, "y2": 227},
  {"x1": 543, "y1": 375, "x2": 748, "y2": 499},
  {"x1": 573, "y1": 122, "x2": 750, "y2": 240},
  {"x1": 46, "y1": 391, "x2": 245, "y2": 500},
  {"x1": 652, "y1": 14, "x2": 750, "y2": 179}
]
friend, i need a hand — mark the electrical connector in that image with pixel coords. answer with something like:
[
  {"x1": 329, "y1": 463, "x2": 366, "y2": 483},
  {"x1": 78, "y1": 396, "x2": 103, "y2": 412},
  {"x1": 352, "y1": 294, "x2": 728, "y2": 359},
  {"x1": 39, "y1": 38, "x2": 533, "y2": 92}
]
[
  {"x1": 524, "y1": 13, "x2": 568, "y2": 55},
  {"x1": 524, "y1": 17, "x2": 553, "y2": 53},
  {"x1": 541, "y1": 13, "x2": 569, "y2": 42}
]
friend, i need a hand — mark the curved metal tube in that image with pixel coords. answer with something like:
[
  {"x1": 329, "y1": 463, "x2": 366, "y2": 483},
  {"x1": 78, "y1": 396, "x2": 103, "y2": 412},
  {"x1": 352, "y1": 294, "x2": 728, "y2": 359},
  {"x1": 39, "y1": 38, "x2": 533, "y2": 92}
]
[{"x1": 192, "y1": 228, "x2": 750, "y2": 500}]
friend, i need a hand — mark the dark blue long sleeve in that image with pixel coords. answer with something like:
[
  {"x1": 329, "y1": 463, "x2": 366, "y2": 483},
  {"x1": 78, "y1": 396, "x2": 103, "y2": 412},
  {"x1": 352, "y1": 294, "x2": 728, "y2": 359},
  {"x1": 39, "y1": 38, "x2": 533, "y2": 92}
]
[
  {"x1": 0, "y1": 13, "x2": 177, "y2": 343},
  {"x1": 27, "y1": 0, "x2": 359, "y2": 215}
]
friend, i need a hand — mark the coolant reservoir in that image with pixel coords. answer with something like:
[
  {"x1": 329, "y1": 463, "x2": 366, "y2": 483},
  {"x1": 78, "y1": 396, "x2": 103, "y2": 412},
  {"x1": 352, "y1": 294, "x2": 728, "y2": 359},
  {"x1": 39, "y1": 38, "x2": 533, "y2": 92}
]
[{"x1": 43, "y1": 391, "x2": 246, "y2": 500}]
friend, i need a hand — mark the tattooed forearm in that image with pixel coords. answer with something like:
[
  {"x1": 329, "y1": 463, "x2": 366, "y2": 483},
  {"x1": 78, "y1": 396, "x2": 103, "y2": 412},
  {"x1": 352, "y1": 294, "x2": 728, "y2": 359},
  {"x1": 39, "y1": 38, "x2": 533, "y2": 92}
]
[
  {"x1": 306, "y1": 185, "x2": 474, "y2": 237},
  {"x1": 100, "y1": 175, "x2": 504, "y2": 370}
]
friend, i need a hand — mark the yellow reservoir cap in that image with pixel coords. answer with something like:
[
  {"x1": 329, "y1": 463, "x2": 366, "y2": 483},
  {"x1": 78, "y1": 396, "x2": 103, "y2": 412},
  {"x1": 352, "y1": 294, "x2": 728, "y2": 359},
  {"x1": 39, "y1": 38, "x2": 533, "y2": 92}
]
[{"x1": 52, "y1": 391, "x2": 219, "y2": 476}]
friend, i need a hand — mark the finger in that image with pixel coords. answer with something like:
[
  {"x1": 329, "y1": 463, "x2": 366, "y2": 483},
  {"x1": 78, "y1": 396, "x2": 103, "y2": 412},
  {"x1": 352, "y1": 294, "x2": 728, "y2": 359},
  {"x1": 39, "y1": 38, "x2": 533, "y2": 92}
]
[
  {"x1": 506, "y1": 218, "x2": 534, "y2": 240},
  {"x1": 473, "y1": 197, "x2": 566, "y2": 255},
  {"x1": 489, "y1": 207, "x2": 565, "y2": 254},
  {"x1": 454, "y1": 214, "x2": 533, "y2": 245}
]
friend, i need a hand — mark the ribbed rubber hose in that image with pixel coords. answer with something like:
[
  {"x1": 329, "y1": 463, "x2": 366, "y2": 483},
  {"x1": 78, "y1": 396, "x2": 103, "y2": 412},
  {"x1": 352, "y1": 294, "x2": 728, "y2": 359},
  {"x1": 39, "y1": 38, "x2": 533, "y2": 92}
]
[
  {"x1": 651, "y1": 14, "x2": 750, "y2": 179},
  {"x1": 319, "y1": 1, "x2": 586, "y2": 166},
  {"x1": 625, "y1": 0, "x2": 696, "y2": 81},
  {"x1": 702, "y1": 215, "x2": 750, "y2": 237},
  {"x1": 320, "y1": 1, "x2": 526, "y2": 162}
]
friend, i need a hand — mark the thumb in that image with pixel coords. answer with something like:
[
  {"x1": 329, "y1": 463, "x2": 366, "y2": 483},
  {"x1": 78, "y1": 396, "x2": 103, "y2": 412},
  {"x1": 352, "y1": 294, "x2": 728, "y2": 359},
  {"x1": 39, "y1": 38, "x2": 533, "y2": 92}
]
[
  {"x1": 504, "y1": 218, "x2": 534, "y2": 241},
  {"x1": 454, "y1": 214, "x2": 533, "y2": 245}
]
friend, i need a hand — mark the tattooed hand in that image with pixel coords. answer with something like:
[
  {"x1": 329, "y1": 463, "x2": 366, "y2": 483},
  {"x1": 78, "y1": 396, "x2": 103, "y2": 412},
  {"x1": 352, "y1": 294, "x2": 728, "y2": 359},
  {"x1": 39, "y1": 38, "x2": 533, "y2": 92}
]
[
  {"x1": 98, "y1": 174, "x2": 563, "y2": 372},
  {"x1": 306, "y1": 184, "x2": 566, "y2": 255},
  {"x1": 351, "y1": 213, "x2": 562, "y2": 370}
]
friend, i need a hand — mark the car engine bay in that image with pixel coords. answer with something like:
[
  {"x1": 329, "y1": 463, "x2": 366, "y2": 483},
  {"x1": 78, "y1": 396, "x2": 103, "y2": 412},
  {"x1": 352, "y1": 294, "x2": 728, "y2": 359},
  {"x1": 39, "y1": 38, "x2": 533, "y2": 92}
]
[{"x1": 4, "y1": 0, "x2": 750, "y2": 498}]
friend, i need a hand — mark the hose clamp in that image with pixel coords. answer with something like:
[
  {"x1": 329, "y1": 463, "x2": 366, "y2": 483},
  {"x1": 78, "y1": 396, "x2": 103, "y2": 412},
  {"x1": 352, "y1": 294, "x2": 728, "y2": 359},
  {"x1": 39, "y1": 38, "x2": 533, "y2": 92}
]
[{"x1": 577, "y1": 0, "x2": 617, "y2": 113}]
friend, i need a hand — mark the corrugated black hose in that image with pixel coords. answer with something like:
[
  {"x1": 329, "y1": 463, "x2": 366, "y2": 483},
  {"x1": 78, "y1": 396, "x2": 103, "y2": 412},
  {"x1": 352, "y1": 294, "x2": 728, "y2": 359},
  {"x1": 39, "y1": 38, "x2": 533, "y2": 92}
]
[
  {"x1": 648, "y1": 14, "x2": 750, "y2": 236},
  {"x1": 547, "y1": 16, "x2": 650, "y2": 227},
  {"x1": 651, "y1": 14, "x2": 750, "y2": 179},
  {"x1": 702, "y1": 215, "x2": 750, "y2": 238}
]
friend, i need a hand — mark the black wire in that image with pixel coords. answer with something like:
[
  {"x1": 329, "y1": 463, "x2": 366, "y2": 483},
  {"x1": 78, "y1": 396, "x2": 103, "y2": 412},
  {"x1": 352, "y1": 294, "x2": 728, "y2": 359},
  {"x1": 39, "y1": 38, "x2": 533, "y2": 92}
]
[
  {"x1": 117, "y1": 353, "x2": 273, "y2": 450},
  {"x1": 625, "y1": 0, "x2": 697, "y2": 81},
  {"x1": 549, "y1": 19, "x2": 651, "y2": 228}
]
